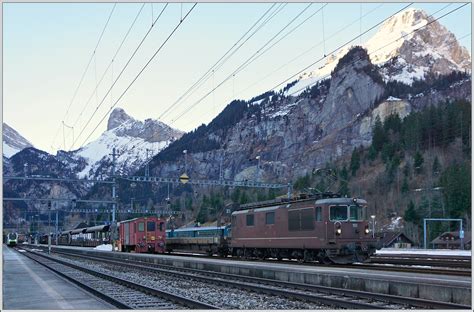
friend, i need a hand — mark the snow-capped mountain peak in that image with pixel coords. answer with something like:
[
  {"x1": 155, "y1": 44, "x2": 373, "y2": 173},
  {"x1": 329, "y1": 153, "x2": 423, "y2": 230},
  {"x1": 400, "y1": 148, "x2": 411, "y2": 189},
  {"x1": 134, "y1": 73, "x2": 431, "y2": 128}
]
[
  {"x1": 74, "y1": 107, "x2": 184, "y2": 178},
  {"x1": 287, "y1": 8, "x2": 471, "y2": 93},
  {"x1": 3, "y1": 123, "x2": 34, "y2": 158},
  {"x1": 107, "y1": 107, "x2": 135, "y2": 130}
]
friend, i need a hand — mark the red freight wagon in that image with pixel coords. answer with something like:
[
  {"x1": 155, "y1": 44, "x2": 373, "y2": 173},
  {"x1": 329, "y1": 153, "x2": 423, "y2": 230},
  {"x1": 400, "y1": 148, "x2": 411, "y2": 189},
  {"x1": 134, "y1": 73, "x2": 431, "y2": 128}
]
[{"x1": 118, "y1": 216, "x2": 166, "y2": 253}]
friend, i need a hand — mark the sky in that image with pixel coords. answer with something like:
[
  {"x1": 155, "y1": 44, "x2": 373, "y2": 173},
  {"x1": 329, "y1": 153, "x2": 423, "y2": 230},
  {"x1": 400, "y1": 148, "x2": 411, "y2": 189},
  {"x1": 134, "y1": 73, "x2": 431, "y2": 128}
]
[{"x1": 3, "y1": 2, "x2": 472, "y2": 154}]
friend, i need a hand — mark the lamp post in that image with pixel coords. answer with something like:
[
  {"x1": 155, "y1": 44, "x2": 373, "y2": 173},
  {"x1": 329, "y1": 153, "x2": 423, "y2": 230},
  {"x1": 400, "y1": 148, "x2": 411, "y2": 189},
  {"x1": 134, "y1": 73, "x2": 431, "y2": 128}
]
[{"x1": 370, "y1": 215, "x2": 376, "y2": 238}]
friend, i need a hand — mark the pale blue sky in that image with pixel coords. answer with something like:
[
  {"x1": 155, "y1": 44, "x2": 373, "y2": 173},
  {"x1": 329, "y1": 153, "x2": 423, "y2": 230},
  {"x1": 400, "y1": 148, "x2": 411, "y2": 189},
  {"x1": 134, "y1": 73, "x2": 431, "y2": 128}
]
[{"x1": 3, "y1": 2, "x2": 471, "y2": 154}]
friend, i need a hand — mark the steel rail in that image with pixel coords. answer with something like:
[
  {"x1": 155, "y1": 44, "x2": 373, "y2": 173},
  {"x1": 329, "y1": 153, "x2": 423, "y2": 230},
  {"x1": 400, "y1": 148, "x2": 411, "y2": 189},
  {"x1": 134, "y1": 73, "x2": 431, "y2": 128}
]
[
  {"x1": 50, "y1": 247, "x2": 470, "y2": 310},
  {"x1": 49, "y1": 249, "x2": 383, "y2": 309},
  {"x1": 19, "y1": 247, "x2": 219, "y2": 309}
]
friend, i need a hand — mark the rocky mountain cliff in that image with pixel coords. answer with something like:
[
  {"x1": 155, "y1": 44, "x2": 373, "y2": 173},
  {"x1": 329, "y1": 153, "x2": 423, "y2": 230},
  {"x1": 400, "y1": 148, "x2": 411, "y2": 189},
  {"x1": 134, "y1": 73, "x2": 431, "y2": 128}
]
[
  {"x1": 291, "y1": 8, "x2": 471, "y2": 93},
  {"x1": 72, "y1": 108, "x2": 184, "y2": 178},
  {"x1": 3, "y1": 123, "x2": 34, "y2": 158}
]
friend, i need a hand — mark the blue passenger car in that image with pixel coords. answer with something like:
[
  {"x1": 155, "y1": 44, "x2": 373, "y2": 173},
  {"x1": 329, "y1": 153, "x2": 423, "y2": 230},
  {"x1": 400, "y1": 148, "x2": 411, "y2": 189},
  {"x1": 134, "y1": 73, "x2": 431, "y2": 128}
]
[{"x1": 166, "y1": 226, "x2": 230, "y2": 256}]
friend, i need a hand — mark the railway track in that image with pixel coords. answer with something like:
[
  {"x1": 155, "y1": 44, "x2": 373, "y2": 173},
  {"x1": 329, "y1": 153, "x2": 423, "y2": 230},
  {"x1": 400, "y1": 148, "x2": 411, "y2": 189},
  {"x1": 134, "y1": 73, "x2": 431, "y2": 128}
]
[
  {"x1": 14, "y1": 247, "x2": 217, "y2": 310},
  {"x1": 158, "y1": 249, "x2": 472, "y2": 276},
  {"x1": 44, "y1": 247, "x2": 470, "y2": 309}
]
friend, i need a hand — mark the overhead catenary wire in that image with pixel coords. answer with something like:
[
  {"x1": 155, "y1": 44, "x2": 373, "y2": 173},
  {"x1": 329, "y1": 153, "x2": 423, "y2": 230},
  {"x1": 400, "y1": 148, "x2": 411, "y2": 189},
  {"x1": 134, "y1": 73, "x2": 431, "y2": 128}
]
[
  {"x1": 72, "y1": 3, "x2": 170, "y2": 150},
  {"x1": 168, "y1": 3, "x2": 317, "y2": 124},
  {"x1": 156, "y1": 3, "x2": 282, "y2": 122},
  {"x1": 120, "y1": 3, "x2": 286, "y2": 152},
  {"x1": 51, "y1": 3, "x2": 117, "y2": 150},
  {"x1": 78, "y1": 3, "x2": 198, "y2": 149},
  {"x1": 182, "y1": 2, "x2": 463, "y2": 136},
  {"x1": 127, "y1": 3, "x2": 321, "y2": 152},
  {"x1": 234, "y1": 3, "x2": 385, "y2": 101},
  {"x1": 64, "y1": 3, "x2": 146, "y2": 147}
]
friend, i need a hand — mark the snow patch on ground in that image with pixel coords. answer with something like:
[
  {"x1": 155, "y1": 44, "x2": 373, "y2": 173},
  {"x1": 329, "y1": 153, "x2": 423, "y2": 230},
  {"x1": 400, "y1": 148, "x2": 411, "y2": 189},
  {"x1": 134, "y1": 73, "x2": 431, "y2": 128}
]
[
  {"x1": 94, "y1": 244, "x2": 113, "y2": 251},
  {"x1": 269, "y1": 103, "x2": 298, "y2": 118}
]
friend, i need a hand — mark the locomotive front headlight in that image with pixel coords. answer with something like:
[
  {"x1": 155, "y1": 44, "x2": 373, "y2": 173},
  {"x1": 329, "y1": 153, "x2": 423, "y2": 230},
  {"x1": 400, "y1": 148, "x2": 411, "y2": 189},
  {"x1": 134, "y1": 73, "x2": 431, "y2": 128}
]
[
  {"x1": 336, "y1": 228, "x2": 342, "y2": 235},
  {"x1": 364, "y1": 227, "x2": 370, "y2": 234}
]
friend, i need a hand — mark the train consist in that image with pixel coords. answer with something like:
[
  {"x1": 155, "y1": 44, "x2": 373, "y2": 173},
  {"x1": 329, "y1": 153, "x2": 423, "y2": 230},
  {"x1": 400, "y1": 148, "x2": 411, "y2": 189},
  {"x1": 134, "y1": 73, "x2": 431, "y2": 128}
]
[
  {"x1": 51, "y1": 194, "x2": 381, "y2": 264},
  {"x1": 7, "y1": 232, "x2": 18, "y2": 247}
]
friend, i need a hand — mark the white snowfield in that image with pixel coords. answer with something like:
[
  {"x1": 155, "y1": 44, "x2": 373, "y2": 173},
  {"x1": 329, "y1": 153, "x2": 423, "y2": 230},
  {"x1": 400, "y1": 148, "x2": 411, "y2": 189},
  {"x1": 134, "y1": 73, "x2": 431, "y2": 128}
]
[{"x1": 376, "y1": 248, "x2": 472, "y2": 257}]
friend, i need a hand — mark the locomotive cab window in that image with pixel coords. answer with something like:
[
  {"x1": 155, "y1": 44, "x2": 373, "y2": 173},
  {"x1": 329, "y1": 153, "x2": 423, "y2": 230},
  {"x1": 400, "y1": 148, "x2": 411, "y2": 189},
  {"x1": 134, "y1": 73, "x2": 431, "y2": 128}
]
[
  {"x1": 246, "y1": 214, "x2": 254, "y2": 226},
  {"x1": 138, "y1": 222, "x2": 145, "y2": 232},
  {"x1": 315, "y1": 207, "x2": 322, "y2": 221},
  {"x1": 349, "y1": 205, "x2": 366, "y2": 221},
  {"x1": 147, "y1": 221, "x2": 155, "y2": 231},
  {"x1": 330, "y1": 205, "x2": 348, "y2": 221},
  {"x1": 265, "y1": 212, "x2": 275, "y2": 225},
  {"x1": 159, "y1": 222, "x2": 164, "y2": 231}
]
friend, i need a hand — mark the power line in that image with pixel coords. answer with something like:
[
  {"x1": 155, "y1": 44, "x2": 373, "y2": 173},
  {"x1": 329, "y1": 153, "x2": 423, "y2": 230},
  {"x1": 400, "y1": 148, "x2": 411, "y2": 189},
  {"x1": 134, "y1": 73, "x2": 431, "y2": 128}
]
[
  {"x1": 71, "y1": 3, "x2": 170, "y2": 150},
  {"x1": 233, "y1": 3, "x2": 385, "y2": 100},
  {"x1": 125, "y1": 3, "x2": 317, "y2": 154},
  {"x1": 156, "y1": 3, "x2": 282, "y2": 122},
  {"x1": 120, "y1": 3, "x2": 285, "y2": 151},
  {"x1": 78, "y1": 3, "x2": 198, "y2": 149},
  {"x1": 51, "y1": 4, "x2": 117, "y2": 150},
  {"x1": 66, "y1": 3, "x2": 146, "y2": 147},
  {"x1": 168, "y1": 3, "x2": 316, "y2": 124}
]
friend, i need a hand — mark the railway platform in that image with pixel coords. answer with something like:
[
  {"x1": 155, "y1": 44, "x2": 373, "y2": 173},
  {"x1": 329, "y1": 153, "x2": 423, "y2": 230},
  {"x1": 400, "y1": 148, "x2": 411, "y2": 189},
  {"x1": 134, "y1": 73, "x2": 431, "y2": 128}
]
[{"x1": 2, "y1": 245, "x2": 113, "y2": 310}]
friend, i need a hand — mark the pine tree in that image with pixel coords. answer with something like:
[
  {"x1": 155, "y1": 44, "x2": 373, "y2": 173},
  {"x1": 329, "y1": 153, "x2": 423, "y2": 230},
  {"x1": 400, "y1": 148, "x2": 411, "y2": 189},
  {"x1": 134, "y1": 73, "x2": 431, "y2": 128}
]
[
  {"x1": 401, "y1": 177, "x2": 409, "y2": 193},
  {"x1": 414, "y1": 151, "x2": 424, "y2": 174},
  {"x1": 372, "y1": 116, "x2": 386, "y2": 152},
  {"x1": 432, "y1": 156, "x2": 441, "y2": 176},
  {"x1": 350, "y1": 148, "x2": 361, "y2": 176},
  {"x1": 404, "y1": 201, "x2": 420, "y2": 225}
]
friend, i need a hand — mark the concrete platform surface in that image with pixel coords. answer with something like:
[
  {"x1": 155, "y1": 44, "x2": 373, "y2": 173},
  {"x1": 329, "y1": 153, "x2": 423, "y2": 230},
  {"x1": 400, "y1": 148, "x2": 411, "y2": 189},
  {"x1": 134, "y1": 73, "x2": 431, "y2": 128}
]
[{"x1": 2, "y1": 245, "x2": 113, "y2": 310}]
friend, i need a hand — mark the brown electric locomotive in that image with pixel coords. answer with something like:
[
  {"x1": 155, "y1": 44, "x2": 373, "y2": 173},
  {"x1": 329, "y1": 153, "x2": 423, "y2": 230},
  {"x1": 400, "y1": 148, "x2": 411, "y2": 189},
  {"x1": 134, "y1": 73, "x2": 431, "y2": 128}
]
[{"x1": 230, "y1": 194, "x2": 381, "y2": 264}]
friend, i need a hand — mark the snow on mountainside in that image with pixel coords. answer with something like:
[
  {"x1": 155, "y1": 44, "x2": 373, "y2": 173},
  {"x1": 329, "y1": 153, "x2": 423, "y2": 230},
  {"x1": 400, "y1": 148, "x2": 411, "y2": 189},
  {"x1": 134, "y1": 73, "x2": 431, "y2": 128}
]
[
  {"x1": 74, "y1": 108, "x2": 184, "y2": 178},
  {"x1": 287, "y1": 8, "x2": 471, "y2": 94},
  {"x1": 2, "y1": 123, "x2": 34, "y2": 158}
]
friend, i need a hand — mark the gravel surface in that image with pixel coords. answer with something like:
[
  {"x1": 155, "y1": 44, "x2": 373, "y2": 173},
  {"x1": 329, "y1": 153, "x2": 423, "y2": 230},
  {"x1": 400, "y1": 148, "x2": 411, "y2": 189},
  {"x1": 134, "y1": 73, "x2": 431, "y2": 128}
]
[{"x1": 53, "y1": 253, "x2": 331, "y2": 309}]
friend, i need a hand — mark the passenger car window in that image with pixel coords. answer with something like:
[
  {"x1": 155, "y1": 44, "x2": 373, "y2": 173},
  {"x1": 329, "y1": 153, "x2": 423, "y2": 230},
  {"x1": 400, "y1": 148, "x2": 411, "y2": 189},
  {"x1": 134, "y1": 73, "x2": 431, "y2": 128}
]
[
  {"x1": 246, "y1": 214, "x2": 254, "y2": 226},
  {"x1": 138, "y1": 222, "x2": 145, "y2": 232},
  {"x1": 265, "y1": 212, "x2": 275, "y2": 225},
  {"x1": 329, "y1": 205, "x2": 348, "y2": 221},
  {"x1": 315, "y1": 207, "x2": 322, "y2": 221},
  {"x1": 147, "y1": 221, "x2": 155, "y2": 231}
]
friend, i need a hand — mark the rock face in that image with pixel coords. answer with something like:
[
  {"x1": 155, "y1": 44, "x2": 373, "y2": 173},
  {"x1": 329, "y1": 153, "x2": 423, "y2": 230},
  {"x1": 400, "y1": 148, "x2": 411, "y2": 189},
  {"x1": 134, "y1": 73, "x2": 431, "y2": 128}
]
[
  {"x1": 288, "y1": 8, "x2": 471, "y2": 92},
  {"x1": 3, "y1": 123, "x2": 34, "y2": 158},
  {"x1": 73, "y1": 108, "x2": 184, "y2": 178}
]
